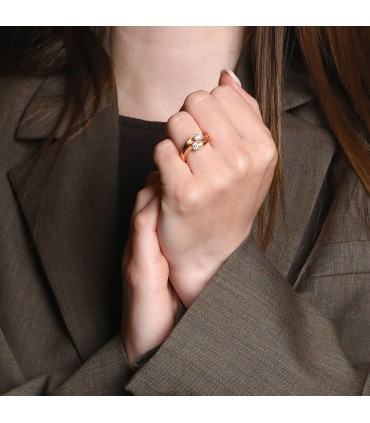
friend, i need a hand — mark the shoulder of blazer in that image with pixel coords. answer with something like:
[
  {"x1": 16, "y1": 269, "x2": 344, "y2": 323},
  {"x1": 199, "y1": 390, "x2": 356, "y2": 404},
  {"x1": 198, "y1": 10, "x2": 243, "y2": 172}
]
[{"x1": 2, "y1": 72, "x2": 121, "y2": 361}]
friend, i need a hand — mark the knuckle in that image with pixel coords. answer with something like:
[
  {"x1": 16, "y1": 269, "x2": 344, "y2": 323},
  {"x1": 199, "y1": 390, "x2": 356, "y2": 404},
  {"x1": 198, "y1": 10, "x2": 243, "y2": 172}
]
[
  {"x1": 249, "y1": 96, "x2": 260, "y2": 111},
  {"x1": 211, "y1": 175, "x2": 229, "y2": 193},
  {"x1": 230, "y1": 152, "x2": 249, "y2": 176},
  {"x1": 183, "y1": 188, "x2": 202, "y2": 207},
  {"x1": 261, "y1": 138, "x2": 278, "y2": 165},
  {"x1": 153, "y1": 139, "x2": 173, "y2": 160},
  {"x1": 262, "y1": 126, "x2": 273, "y2": 139},
  {"x1": 183, "y1": 90, "x2": 210, "y2": 110},
  {"x1": 167, "y1": 110, "x2": 192, "y2": 131},
  {"x1": 254, "y1": 137, "x2": 278, "y2": 169},
  {"x1": 229, "y1": 148, "x2": 249, "y2": 180},
  {"x1": 172, "y1": 187, "x2": 202, "y2": 213},
  {"x1": 210, "y1": 84, "x2": 234, "y2": 98}
]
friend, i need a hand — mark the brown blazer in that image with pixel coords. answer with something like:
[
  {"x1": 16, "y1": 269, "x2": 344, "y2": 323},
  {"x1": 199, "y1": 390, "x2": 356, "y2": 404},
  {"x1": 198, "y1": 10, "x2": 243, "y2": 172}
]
[{"x1": 0, "y1": 53, "x2": 369, "y2": 395}]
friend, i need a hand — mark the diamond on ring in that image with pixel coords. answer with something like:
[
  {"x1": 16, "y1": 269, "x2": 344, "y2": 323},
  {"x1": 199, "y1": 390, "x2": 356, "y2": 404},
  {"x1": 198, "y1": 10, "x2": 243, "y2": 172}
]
[{"x1": 180, "y1": 132, "x2": 211, "y2": 162}]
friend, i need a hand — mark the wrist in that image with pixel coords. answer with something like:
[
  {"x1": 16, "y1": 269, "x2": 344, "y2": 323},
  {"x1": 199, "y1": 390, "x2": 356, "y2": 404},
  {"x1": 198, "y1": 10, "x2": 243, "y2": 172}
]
[{"x1": 169, "y1": 262, "x2": 221, "y2": 308}]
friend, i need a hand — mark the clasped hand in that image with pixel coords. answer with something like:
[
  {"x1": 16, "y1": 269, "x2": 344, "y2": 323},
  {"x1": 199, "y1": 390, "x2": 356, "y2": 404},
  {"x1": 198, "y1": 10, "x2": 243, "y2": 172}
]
[{"x1": 122, "y1": 71, "x2": 278, "y2": 367}]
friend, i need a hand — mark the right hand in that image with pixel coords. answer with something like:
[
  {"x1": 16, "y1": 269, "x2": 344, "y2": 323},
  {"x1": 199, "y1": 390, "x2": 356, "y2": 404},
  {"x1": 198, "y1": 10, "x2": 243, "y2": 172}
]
[{"x1": 121, "y1": 171, "x2": 181, "y2": 368}]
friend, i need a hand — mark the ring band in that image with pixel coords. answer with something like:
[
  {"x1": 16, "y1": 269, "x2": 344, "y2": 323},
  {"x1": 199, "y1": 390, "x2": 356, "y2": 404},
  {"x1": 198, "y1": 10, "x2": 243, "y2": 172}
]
[{"x1": 180, "y1": 133, "x2": 211, "y2": 162}]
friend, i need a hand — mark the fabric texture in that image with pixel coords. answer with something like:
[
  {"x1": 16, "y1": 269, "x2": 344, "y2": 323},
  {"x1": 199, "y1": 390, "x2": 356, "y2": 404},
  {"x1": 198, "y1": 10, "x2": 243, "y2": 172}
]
[{"x1": 0, "y1": 47, "x2": 369, "y2": 395}]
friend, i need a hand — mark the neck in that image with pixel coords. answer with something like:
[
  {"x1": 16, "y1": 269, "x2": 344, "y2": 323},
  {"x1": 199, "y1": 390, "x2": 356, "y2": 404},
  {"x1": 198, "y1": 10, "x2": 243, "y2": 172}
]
[{"x1": 111, "y1": 27, "x2": 247, "y2": 122}]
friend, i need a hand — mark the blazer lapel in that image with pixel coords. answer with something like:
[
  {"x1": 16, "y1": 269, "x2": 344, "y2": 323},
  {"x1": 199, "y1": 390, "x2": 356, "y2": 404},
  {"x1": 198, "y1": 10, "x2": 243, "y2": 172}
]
[
  {"x1": 7, "y1": 76, "x2": 122, "y2": 360},
  {"x1": 235, "y1": 50, "x2": 337, "y2": 281},
  {"x1": 270, "y1": 111, "x2": 337, "y2": 282}
]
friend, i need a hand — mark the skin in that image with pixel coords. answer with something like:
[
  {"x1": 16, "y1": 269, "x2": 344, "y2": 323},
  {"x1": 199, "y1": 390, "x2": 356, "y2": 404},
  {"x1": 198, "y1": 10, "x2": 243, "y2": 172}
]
[
  {"x1": 112, "y1": 27, "x2": 247, "y2": 122},
  {"x1": 115, "y1": 27, "x2": 278, "y2": 367}
]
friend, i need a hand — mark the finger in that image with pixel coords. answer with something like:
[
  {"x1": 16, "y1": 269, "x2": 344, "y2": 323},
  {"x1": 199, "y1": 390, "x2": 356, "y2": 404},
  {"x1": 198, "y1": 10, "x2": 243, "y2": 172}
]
[
  {"x1": 131, "y1": 193, "x2": 163, "y2": 262},
  {"x1": 210, "y1": 84, "x2": 268, "y2": 145},
  {"x1": 125, "y1": 184, "x2": 161, "y2": 265},
  {"x1": 165, "y1": 110, "x2": 219, "y2": 176},
  {"x1": 181, "y1": 90, "x2": 242, "y2": 158},
  {"x1": 165, "y1": 110, "x2": 202, "y2": 152},
  {"x1": 132, "y1": 182, "x2": 160, "y2": 217},
  {"x1": 219, "y1": 69, "x2": 262, "y2": 118},
  {"x1": 153, "y1": 138, "x2": 192, "y2": 192},
  {"x1": 219, "y1": 68, "x2": 243, "y2": 91},
  {"x1": 212, "y1": 79, "x2": 278, "y2": 190},
  {"x1": 125, "y1": 182, "x2": 161, "y2": 259}
]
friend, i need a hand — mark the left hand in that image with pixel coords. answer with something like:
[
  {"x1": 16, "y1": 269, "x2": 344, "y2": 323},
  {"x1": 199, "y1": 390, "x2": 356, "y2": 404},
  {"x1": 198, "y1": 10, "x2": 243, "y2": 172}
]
[
  {"x1": 153, "y1": 71, "x2": 278, "y2": 309},
  {"x1": 121, "y1": 171, "x2": 180, "y2": 367}
]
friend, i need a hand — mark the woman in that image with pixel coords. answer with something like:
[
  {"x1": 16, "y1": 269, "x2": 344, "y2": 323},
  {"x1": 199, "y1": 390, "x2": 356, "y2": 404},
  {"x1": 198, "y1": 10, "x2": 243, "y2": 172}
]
[{"x1": 0, "y1": 27, "x2": 369, "y2": 395}]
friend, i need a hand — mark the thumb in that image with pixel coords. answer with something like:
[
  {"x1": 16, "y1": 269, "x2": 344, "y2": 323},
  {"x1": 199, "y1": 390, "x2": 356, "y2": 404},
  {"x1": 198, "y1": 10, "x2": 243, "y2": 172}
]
[{"x1": 218, "y1": 68, "x2": 262, "y2": 118}]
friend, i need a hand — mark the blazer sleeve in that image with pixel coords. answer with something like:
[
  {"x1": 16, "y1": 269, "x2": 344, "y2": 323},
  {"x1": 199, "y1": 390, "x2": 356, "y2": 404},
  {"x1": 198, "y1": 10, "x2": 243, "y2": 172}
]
[
  {"x1": 124, "y1": 235, "x2": 370, "y2": 395},
  {"x1": 2, "y1": 334, "x2": 134, "y2": 396}
]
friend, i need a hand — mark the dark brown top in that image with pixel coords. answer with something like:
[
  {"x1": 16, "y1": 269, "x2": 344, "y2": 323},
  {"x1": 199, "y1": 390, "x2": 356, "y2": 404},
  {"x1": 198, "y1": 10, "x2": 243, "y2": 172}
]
[{"x1": 118, "y1": 115, "x2": 166, "y2": 249}]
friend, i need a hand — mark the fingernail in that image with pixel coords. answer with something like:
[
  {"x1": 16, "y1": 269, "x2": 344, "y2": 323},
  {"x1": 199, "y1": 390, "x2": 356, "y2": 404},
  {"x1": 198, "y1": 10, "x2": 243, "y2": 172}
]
[{"x1": 220, "y1": 69, "x2": 241, "y2": 86}]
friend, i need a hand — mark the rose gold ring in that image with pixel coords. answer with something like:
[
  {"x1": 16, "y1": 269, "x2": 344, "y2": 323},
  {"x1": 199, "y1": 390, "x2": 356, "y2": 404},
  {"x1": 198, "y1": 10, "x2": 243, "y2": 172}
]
[{"x1": 180, "y1": 133, "x2": 211, "y2": 162}]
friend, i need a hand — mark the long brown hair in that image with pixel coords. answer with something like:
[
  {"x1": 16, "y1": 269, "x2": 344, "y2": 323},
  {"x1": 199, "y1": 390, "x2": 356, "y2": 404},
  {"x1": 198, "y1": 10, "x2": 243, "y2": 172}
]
[{"x1": 1, "y1": 27, "x2": 369, "y2": 251}]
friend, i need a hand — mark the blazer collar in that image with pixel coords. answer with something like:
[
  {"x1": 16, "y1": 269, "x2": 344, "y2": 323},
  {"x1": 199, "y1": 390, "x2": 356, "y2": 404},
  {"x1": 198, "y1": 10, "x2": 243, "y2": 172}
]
[{"x1": 8, "y1": 54, "x2": 336, "y2": 359}]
